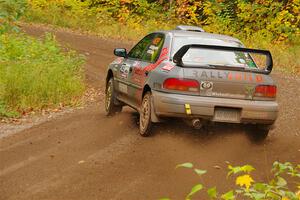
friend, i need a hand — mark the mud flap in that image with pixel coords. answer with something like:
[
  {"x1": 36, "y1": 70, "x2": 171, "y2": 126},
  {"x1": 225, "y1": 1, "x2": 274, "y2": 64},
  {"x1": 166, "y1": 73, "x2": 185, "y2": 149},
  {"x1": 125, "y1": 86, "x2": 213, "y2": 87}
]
[{"x1": 150, "y1": 95, "x2": 160, "y2": 123}]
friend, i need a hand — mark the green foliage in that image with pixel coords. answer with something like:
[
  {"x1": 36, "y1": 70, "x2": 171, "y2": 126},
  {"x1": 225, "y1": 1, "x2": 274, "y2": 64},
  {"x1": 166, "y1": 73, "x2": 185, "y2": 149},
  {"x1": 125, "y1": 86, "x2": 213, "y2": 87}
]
[
  {"x1": 24, "y1": 0, "x2": 300, "y2": 42},
  {"x1": 0, "y1": 0, "x2": 27, "y2": 34},
  {"x1": 24, "y1": 0, "x2": 300, "y2": 75},
  {"x1": 207, "y1": 186, "x2": 218, "y2": 199},
  {"x1": 162, "y1": 161, "x2": 300, "y2": 200},
  {"x1": 0, "y1": 33, "x2": 85, "y2": 117},
  {"x1": 186, "y1": 184, "x2": 203, "y2": 200}
]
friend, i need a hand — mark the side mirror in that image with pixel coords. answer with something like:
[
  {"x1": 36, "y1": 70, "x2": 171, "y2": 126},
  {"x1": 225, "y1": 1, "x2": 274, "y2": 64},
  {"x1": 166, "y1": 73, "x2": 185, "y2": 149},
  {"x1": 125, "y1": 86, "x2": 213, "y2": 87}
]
[{"x1": 114, "y1": 48, "x2": 127, "y2": 58}]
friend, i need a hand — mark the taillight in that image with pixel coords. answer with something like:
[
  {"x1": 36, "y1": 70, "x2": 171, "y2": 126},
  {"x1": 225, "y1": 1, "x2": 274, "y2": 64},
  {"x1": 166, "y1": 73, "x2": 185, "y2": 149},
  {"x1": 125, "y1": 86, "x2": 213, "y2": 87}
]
[
  {"x1": 163, "y1": 78, "x2": 200, "y2": 92},
  {"x1": 255, "y1": 85, "x2": 277, "y2": 98}
]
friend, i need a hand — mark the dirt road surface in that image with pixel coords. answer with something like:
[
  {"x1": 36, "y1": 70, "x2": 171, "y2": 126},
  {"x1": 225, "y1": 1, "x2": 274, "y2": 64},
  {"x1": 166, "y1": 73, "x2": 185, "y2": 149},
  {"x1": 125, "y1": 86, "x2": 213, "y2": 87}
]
[{"x1": 0, "y1": 25, "x2": 299, "y2": 200}]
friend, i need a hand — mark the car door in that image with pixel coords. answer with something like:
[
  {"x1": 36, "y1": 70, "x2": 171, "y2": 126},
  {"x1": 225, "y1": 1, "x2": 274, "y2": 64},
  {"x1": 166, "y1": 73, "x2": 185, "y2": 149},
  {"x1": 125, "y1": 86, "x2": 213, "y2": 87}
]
[
  {"x1": 115, "y1": 33, "x2": 155, "y2": 107},
  {"x1": 127, "y1": 33, "x2": 165, "y2": 106},
  {"x1": 116, "y1": 34, "x2": 154, "y2": 107}
]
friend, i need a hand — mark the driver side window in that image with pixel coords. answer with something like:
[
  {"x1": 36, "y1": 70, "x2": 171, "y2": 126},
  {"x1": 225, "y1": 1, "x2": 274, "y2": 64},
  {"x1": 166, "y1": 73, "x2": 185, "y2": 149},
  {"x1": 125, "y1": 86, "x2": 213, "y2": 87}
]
[{"x1": 128, "y1": 34, "x2": 154, "y2": 60}]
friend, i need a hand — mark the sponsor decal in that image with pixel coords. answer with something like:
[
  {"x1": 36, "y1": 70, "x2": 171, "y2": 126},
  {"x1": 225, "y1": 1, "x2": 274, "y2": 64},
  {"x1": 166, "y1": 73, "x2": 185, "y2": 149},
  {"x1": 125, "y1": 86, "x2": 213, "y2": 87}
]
[
  {"x1": 152, "y1": 38, "x2": 162, "y2": 45},
  {"x1": 211, "y1": 92, "x2": 244, "y2": 98},
  {"x1": 192, "y1": 70, "x2": 264, "y2": 83},
  {"x1": 112, "y1": 57, "x2": 124, "y2": 64},
  {"x1": 162, "y1": 63, "x2": 174, "y2": 71},
  {"x1": 133, "y1": 66, "x2": 143, "y2": 75},
  {"x1": 133, "y1": 61, "x2": 140, "y2": 66},
  {"x1": 118, "y1": 83, "x2": 128, "y2": 93},
  {"x1": 149, "y1": 45, "x2": 159, "y2": 51},
  {"x1": 161, "y1": 47, "x2": 168, "y2": 58},
  {"x1": 147, "y1": 49, "x2": 154, "y2": 55}
]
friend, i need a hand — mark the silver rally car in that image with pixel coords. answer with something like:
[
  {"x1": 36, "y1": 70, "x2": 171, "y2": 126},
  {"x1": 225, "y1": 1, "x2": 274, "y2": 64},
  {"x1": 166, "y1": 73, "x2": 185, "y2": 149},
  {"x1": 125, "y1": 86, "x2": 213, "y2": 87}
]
[{"x1": 105, "y1": 25, "x2": 278, "y2": 139}]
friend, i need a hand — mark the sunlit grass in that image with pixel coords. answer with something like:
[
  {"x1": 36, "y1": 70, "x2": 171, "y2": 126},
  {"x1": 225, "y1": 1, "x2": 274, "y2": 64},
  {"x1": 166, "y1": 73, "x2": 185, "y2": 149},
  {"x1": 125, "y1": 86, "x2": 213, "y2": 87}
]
[{"x1": 0, "y1": 33, "x2": 85, "y2": 117}]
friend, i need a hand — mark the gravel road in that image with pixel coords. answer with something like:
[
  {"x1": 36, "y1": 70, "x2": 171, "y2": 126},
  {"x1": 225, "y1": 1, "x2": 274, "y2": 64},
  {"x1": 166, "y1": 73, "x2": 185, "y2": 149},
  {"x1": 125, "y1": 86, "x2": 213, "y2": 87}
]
[{"x1": 0, "y1": 24, "x2": 299, "y2": 200}]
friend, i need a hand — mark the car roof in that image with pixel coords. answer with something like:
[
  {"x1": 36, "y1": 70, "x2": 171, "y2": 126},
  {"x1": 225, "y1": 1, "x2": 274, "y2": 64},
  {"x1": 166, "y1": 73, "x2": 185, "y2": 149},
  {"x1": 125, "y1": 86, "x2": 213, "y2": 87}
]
[{"x1": 158, "y1": 30, "x2": 242, "y2": 44}]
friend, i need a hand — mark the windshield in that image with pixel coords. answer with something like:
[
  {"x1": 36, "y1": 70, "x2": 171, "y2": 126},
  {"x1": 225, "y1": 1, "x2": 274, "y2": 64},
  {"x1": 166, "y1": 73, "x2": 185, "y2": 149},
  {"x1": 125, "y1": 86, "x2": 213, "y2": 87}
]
[{"x1": 172, "y1": 37, "x2": 258, "y2": 69}]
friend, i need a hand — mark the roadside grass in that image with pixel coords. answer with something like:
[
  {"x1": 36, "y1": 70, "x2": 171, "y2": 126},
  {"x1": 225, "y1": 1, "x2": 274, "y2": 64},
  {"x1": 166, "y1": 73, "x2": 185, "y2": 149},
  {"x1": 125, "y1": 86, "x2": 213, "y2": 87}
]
[
  {"x1": 24, "y1": 4, "x2": 300, "y2": 75},
  {"x1": 0, "y1": 33, "x2": 85, "y2": 118}
]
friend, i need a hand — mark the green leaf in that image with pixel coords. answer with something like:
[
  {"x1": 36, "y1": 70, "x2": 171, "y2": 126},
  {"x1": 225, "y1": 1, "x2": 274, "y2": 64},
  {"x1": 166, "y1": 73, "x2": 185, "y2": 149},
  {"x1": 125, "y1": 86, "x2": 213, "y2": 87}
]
[
  {"x1": 176, "y1": 162, "x2": 193, "y2": 169},
  {"x1": 241, "y1": 165, "x2": 255, "y2": 173},
  {"x1": 276, "y1": 176, "x2": 287, "y2": 187},
  {"x1": 227, "y1": 165, "x2": 241, "y2": 177},
  {"x1": 285, "y1": 191, "x2": 298, "y2": 199},
  {"x1": 207, "y1": 187, "x2": 217, "y2": 199},
  {"x1": 266, "y1": 191, "x2": 281, "y2": 199},
  {"x1": 254, "y1": 183, "x2": 267, "y2": 191},
  {"x1": 159, "y1": 198, "x2": 171, "y2": 200},
  {"x1": 186, "y1": 184, "x2": 203, "y2": 199},
  {"x1": 221, "y1": 190, "x2": 235, "y2": 200},
  {"x1": 251, "y1": 192, "x2": 265, "y2": 200},
  {"x1": 194, "y1": 169, "x2": 207, "y2": 176}
]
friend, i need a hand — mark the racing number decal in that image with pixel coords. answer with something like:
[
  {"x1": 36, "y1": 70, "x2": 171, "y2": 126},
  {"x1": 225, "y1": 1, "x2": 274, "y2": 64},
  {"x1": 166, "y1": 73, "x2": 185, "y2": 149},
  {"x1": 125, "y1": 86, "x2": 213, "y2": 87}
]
[
  {"x1": 200, "y1": 81, "x2": 213, "y2": 96},
  {"x1": 120, "y1": 64, "x2": 130, "y2": 78},
  {"x1": 200, "y1": 81, "x2": 213, "y2": 90}
]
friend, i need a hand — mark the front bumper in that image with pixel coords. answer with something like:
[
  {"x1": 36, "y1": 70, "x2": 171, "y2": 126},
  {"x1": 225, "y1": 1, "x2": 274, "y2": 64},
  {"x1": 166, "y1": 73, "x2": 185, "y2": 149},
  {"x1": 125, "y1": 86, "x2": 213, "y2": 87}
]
[{"x1": 152, "y1": 90, "x2": 278, "y2": 124}]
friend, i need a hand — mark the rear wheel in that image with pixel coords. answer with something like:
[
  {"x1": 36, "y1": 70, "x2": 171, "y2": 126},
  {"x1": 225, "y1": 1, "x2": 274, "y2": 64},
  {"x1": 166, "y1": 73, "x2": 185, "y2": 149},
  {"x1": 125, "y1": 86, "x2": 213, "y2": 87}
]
[
  {"x1": 105, "y1": 78, "x2": 122, "y2": 116},
  {"x1": 139, "y1": 92, "x2": 152, "y2": 137},
  {"x1": 246, "y1": 124, "x2": 270, "y2": 141}
]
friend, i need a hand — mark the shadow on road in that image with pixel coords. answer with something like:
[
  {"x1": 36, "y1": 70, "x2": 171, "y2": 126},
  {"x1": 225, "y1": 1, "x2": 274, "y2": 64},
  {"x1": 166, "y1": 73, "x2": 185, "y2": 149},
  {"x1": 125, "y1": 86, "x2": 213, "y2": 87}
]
[{"x1": 125, "y1": 110, "x2": 270, "y2": 145}]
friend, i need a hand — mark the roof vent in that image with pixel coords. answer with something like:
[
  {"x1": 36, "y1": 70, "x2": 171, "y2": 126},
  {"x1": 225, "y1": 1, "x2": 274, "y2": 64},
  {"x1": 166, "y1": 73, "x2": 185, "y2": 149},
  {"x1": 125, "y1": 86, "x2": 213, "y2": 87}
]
[{"x1": 175, "y1": 25, "x2": 205, "y2": 32}]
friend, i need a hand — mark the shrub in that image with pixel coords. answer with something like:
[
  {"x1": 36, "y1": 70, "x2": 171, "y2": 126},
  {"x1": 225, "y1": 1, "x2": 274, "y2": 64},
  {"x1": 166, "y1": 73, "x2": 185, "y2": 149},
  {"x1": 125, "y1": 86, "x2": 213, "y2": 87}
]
[
  {"x1": 0, "y1": 33, "x2": 85, "y2": 117},
  {"x1": 0, "y1": 0, "x2": 27, "y2": 34},
  {"x1": 161, "y1": 162, "x2": 300, "y2": 200}
]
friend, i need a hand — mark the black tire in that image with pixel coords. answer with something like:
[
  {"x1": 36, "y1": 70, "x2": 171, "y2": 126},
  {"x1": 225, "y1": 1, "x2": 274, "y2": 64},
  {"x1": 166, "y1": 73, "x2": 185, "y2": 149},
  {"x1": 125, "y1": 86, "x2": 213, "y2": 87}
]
[
  {"x1": 246, "y1": 124, "x2": 270, "y2": 141},
  {"x1": 105, "y1": 78, "x2": 122, "y2": 116},
  {"x1": 139, "y1": 92, "x2": 152, "y2": 137}
]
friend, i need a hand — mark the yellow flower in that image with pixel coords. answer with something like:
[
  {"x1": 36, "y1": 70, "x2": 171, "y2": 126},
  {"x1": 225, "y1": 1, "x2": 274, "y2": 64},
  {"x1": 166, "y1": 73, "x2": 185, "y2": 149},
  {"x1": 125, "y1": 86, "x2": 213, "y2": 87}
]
[
  {"x1": 282, "y1": 197, "x2": 290, "y2": 200},
  {"x1": 235, "y1": 175, "x2": 254, "y2": 190}
]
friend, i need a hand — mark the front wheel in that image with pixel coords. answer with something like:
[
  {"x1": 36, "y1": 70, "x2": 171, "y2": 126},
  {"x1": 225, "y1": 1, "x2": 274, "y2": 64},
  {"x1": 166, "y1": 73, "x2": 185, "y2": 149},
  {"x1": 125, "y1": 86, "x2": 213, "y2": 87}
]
[
  {"x1": 139, "y1": 92, "x2": 152, "y2": 137},
  {"x1": 105, "y1": 78, "x2": 122, "y2": 116}
]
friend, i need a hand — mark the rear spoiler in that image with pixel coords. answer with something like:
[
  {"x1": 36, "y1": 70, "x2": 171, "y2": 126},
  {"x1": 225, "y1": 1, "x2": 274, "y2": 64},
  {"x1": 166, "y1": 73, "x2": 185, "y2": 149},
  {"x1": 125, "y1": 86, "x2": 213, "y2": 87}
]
[{"x1": 173, "y1": 44, "x2": 273, "y2": 74}]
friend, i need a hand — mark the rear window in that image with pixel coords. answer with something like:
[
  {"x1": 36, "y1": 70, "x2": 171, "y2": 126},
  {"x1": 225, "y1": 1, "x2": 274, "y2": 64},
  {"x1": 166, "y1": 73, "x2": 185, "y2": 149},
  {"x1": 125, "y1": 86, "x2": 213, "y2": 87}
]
[
  {"x1": 172, "y1": 37, "x2": 258, "y2": 69},
  {"x1": 182, "y1": 48, "x2": 257, "y2": 68}
]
